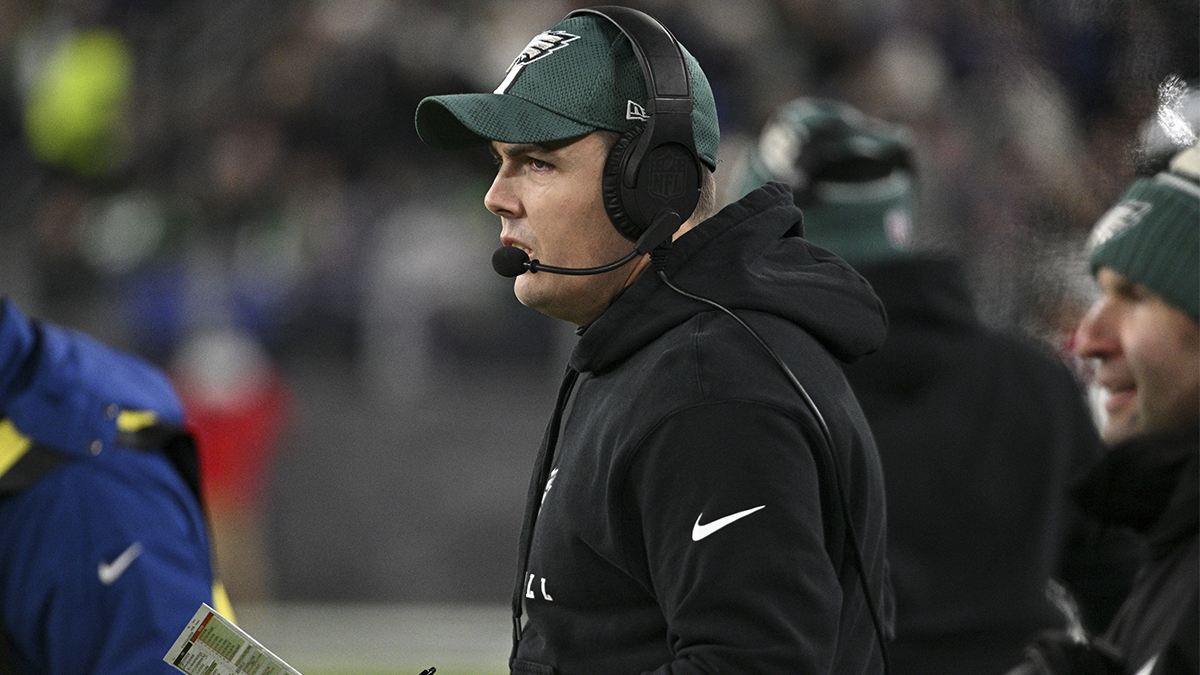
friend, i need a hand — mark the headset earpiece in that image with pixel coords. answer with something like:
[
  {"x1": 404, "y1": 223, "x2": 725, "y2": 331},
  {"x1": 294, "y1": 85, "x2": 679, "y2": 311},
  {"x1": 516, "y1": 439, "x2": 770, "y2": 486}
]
[{"x1": 602, "y1": 125, "x2": 646, "y2": 242}]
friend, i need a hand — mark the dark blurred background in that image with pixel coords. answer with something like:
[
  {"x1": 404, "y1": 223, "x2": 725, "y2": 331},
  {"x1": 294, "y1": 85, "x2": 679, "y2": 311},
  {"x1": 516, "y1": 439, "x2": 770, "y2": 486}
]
[{"x1": 0, "y1": 0, "x2": 1196, "y2": 608}]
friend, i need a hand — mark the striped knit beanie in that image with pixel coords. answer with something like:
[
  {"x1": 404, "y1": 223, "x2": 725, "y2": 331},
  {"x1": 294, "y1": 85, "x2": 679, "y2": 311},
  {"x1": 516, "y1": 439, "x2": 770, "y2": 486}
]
[{"x1": 1087, "y1": 143, "x2": 1200, "y2": 322}]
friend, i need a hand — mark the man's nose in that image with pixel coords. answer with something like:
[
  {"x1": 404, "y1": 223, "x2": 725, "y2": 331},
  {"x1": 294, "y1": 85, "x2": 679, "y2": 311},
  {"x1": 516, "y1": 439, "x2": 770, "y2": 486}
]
[
  {"x1": 485, "y1": 174, "x2": 520, "y2": 218},
  {"x1": 1074, "y1": 298, "x2": 1118, "y2": 361}
]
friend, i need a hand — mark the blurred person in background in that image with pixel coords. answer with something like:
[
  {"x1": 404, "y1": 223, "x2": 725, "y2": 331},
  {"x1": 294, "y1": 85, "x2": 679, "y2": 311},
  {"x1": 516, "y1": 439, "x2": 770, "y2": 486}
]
[
  {"x1": 0, "y1": 297, "x2": 233, "y2": 674},
  {"x1": 1008, "y1": 142, "x2": 1198, "y2": 675},
  {"x1": 416, "y1": 6, "x2": 892, "y2": 674},
  {"x1": 171, "y1": 326, "x2": 290, "y2": 603},
  {"x1": 731, "y1": 98, "x2": 1138, "y2": 674}
]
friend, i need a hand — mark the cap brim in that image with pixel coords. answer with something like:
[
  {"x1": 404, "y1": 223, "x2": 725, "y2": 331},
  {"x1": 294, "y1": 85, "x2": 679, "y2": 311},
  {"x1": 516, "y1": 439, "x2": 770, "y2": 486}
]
[{"x1": 415, "y1": 93, "x2": 598, "y2": 150}]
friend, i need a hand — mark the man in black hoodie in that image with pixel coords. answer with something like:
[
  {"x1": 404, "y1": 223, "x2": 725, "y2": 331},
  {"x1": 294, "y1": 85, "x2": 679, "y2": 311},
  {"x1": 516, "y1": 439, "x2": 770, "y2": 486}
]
[
  {"x1": 731, "y1": 98, "x2": 1138, "y2": 674},
  {"x1": 414, "y1": 7, "x2": 891, "y2": 675}
]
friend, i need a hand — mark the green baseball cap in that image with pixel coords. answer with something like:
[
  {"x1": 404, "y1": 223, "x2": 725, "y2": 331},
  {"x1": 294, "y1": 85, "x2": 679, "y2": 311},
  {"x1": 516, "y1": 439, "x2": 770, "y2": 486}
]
[
  {"x1": 414, "y1": 13, "x2": 719, "y2": 171},
  {"x1": 732, "y1": 98, "x2": 917, "y2": 265},
  {"x1": 1087, "y1": 142, "x2": 1200, "y2": 322}
]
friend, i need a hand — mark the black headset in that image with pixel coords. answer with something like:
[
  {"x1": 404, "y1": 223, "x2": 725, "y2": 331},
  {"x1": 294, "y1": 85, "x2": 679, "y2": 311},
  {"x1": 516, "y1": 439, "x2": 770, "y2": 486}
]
[{"x1": 568, "y1": 6, "x2": 703, "y2": 253}]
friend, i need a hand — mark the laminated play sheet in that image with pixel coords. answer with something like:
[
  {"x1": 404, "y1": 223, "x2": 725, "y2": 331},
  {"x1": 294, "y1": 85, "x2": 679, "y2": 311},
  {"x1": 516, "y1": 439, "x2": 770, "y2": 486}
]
[{"x1": 164, "y1": 604, "x2": 301, "y2": 675}]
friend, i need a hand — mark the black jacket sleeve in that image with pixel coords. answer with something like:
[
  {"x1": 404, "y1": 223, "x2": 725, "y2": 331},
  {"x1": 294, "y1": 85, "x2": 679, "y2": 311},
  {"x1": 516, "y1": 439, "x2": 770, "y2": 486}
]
[{"x1": 623, "y1": 400, "x2": 844, "y2": 675}]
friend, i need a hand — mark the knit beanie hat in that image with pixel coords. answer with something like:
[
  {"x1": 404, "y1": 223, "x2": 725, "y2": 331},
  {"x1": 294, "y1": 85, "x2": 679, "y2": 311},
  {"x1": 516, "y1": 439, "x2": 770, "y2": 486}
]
[
  {"x1": 731, "y1": 98, "x2": 916, "y2": 265},
  {"x1": 414, "y1": 11, "x2": 719, "y2": 171},
  {"x1": 1087, "y1": 142, "x2": 1200, "y2": 322}
]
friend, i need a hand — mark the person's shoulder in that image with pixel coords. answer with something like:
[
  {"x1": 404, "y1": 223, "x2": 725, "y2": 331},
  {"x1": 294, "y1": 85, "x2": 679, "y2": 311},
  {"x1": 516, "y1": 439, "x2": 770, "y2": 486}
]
[
  {"x1": 669, "y1": 310, "x2": 845, "y2": 409},
  {"x1": 0, "y1": 451, "x2": 204, "y2": 577},
  {"x1": 26, "y1": 447, "x2": 199, "y2": 524}
]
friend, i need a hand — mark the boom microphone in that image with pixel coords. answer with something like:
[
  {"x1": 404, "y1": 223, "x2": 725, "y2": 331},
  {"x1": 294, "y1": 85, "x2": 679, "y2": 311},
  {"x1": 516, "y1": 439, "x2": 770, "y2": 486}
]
[
  {"x1": 492, "y1": 246, "x2": 534, "y2": 277},
  {"x1": 491, "y1": 246, "x2": 639, "y2": 277},
  {"x1": 490, "y1": 209, "x2": 685, "y2": 278}
]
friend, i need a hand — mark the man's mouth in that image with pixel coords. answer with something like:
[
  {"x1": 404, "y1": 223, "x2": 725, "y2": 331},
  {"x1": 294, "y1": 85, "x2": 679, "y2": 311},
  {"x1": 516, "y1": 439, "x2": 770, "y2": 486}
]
[
  {"x1": 500, "y1": 237, "x2": 533, "y2": 257},
  {"x1": 1103, "y1": 386, "x2": 1136, "y2": 415}
]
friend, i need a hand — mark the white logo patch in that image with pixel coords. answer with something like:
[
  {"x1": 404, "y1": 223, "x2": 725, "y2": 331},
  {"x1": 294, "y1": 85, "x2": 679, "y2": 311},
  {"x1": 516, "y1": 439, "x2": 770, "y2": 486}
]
[
  {"x1": 692, "y1": 505, "x2": 766, "y2": 541},
  {"x1": 525, "y1": 572, "x2": 553, "y2": 601},
  {"x1": 495, "y1": 31, "x2": 580, "y2": 94},
  {"x1": 541, "y1": 467, "x2": 558, "y2": 504},
  {"x1": 626, "y1": 100, "x2": 648, "y2": 121},
  {"x1": 98, "y1": 541, "x2": 143, "y2": 585},
  {"x1": 1087, "y1": 200, "x2": 1151, "y2": 253}
]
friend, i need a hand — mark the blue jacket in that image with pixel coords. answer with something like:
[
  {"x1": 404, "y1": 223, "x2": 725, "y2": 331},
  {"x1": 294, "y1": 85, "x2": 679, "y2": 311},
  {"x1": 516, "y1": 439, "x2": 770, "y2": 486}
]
[{"x1": 0, "y1": 298, "x2": 216, "y2": 675}]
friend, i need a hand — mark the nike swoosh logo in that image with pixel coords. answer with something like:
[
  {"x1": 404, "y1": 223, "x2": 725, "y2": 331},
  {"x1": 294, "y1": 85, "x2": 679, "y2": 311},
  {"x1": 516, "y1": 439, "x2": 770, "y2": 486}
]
[
  {"x1": 692, "y1": 505, "x2": 766, "y2": 541},
  {"x1": 98, "y1": 542, "x2": 143, "y2": 585}
]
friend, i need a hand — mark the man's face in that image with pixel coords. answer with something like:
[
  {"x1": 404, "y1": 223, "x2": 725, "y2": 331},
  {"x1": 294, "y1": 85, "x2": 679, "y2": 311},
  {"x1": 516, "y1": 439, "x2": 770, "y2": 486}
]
[
  {"x1": 1075, "y1": 267, "x2": 1200, "y2": 444},
  {"x1": 485, "y1": 132, "x2": 642, "y2": 325}
]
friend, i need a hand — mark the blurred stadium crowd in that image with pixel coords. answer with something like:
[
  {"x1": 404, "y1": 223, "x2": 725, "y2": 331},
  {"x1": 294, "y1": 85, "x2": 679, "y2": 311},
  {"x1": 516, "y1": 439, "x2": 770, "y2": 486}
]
[{"x1": 0, "y1": 0, "x2": 1196, "y2": 604}]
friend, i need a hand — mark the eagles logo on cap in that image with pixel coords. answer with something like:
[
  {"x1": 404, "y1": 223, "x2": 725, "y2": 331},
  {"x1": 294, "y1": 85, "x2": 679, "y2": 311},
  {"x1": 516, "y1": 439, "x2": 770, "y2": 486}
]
[
  {"x1": 1086, "y1": 200, "x2": 1152, "y2": 254},
  {"x1": 495, "y1": 30, "x2": 581, "y2": 95}
]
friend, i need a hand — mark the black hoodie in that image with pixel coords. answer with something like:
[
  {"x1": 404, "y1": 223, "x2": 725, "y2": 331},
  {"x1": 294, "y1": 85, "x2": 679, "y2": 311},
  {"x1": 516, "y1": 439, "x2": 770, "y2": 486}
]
[
  {"x1": 841, "y1": 258, "x2": 1131, "y2": 674},
  {"x1": 1073, "y1": 429, "x2": 1199, "y2": 675},
  {"x1": 510, "y1": 183, "x2": 892, "y2": 675}
]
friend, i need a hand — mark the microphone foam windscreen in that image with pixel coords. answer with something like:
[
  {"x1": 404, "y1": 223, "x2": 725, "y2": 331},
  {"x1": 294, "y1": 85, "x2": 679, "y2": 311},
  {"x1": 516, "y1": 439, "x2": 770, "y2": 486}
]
[{"x1": 492, "y1": 246, "x2": 530, "y2": 277}]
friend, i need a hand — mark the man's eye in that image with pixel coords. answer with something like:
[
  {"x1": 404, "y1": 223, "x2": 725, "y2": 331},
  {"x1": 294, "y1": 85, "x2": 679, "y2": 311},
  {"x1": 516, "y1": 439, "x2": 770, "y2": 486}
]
[
  {"x1": 1116, "y1": 283, "x2": 1148, "y2": 302},
  {"x1": 531, "y1": 158, "x2": 551, "y2": 170}
]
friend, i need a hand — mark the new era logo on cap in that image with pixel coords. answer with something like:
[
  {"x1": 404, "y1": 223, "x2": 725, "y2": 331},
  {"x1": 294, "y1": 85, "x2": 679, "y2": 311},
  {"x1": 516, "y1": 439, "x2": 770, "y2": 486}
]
[{"x1": 495, "y1": 30, "x2": 581, "y2": 95}]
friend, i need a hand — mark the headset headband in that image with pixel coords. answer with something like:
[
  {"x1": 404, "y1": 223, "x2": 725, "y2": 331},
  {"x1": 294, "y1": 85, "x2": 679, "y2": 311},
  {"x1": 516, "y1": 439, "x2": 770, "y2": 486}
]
[{"x1": 567, "y1": 6, "x2": 698, "y2": 189}]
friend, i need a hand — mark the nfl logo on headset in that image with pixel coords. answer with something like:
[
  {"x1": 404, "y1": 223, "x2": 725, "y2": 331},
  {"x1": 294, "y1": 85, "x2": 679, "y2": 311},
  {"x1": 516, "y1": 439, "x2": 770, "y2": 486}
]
[{"x1": 647, "y1": 147, "x2": 690, "y2": 201}]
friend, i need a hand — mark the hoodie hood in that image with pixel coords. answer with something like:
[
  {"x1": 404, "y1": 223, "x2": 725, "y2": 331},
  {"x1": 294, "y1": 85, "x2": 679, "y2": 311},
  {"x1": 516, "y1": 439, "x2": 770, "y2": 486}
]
[{"x1": 572, "y1": 182, "x2": 887, "y2": 373}]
